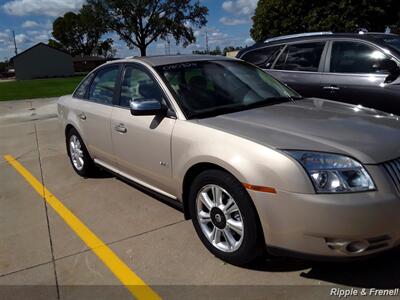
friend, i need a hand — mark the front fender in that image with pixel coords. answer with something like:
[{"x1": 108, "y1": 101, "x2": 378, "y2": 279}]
[{"x1": 172, "y1": 120, "x2": 314, "y2": 197}]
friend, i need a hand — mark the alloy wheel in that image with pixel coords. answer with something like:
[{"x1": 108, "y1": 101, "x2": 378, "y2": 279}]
[
  {"x1": 69, "y1": 135, "x2": 84, "y2": 171},
  {"x1": 196, "y1": 184, "x2": 244, "y2": 252}
]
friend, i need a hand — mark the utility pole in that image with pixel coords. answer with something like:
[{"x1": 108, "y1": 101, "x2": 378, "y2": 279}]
[
  {"x1": 164, "y1": 38, "x2": 171, "y2": 55},
  {"x1": 12, "y1": 30, "x2": 18, "y2": 56},
  {"x1": 205, "y1": 30, "x2": 209, "y2": 54}
]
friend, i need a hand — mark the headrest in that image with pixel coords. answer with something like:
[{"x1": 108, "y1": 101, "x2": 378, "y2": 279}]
[
  {"x1": 189, "y1": 76, "x2": 207, "y2": 89},
  {"x1": 139, "y1": 82, "x2": 162, "y2": 100}
]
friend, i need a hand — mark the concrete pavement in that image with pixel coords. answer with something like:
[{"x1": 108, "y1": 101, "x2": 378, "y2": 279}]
[{"x1": 1, "y1": 98, "x2": 400, "y2": 300}]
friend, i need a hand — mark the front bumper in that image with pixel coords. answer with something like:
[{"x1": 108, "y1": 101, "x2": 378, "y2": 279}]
[{"x1": 249, "y1": 165, "x2": 400, "y2": 259}]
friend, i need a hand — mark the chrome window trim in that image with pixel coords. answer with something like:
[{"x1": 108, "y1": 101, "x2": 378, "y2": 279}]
[{"x1": 264, "y1": 32, "x2": 332, "y2": 43}]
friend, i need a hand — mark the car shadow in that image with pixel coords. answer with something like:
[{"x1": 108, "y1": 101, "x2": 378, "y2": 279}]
[
  {"x1": 90, "y1": 168, "x2": 115, "y2": 179},
  {"x1": 246, "y1": 248, "x2": 400, "y2": 288}
]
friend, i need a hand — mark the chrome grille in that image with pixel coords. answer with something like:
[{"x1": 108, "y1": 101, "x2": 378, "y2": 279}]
[{"x1": 383, "y1": 158, "x2": 400, "y2": 192}]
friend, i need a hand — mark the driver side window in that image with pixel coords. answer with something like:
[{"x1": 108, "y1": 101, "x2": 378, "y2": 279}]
[{"x1": 119, "y1": 65, "x2": 165, "y2": 108}]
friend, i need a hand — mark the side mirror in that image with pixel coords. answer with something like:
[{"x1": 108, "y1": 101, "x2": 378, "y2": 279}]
[
  {"x1": 375, "y1": 59, "x2": 399, "y2": 74},
  {"x1": 375, "y1": 59, "x2": 400, "y2": 83},
  {"x1": 129, "y1": 99, "x2": 167, "y2": 116}
]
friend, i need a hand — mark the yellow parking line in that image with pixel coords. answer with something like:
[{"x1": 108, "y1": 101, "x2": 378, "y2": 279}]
[{"x1": 4, "y1": 154, "x2": 161, "y2": 300}]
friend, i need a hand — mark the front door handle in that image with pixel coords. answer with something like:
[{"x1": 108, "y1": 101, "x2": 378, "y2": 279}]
[
  {"x1": 78, "y1": 113, "x2": 87, "y2": 120},
  {"x1": 323, "y1": 85, "x2": 340, "y2": 91},
  {"x1": 114, "y1": 124, "x2": 127, "y2": 134}
]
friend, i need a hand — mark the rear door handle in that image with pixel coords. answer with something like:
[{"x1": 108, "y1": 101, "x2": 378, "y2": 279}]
[
  {"x1": 114, "y1": 124, "x2": 127, "y2": 134},
  {"x1": 78, "y1": 113, "x2": 87, "y2": 120},
  {"x1": 323, "y1": 85, "x2": 340, "y2": 91}
]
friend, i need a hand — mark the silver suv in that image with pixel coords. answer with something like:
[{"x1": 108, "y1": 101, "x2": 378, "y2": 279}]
[{"x1": 58, "y1": 55, "x2": 400, "y2": 265}]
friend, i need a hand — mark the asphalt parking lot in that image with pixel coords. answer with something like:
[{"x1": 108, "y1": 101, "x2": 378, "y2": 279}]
[{"x1": 1, "y1": 98, "x2": 400, "y2": 300}]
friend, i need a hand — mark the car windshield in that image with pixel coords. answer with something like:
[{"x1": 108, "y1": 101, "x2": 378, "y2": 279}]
[{"x1": 156, "y1": 60, "x2": 301, "y2": 119}]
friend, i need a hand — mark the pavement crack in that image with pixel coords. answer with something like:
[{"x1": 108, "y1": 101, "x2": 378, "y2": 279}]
[
  {"x1": 52, "y1": 219, "x2": 188, "y2": 262},
  {"x1": 0, "y1": 261, "x2": 54, "y2": 279},
  {"x1": 106, "y1": 219, "x2": 187, "y2": 247},
  {"x1": 34, "y1": 123, "x2": 61, "y2": 299}
]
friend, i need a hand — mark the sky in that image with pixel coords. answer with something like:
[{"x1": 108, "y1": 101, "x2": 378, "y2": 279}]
[{"x1": 0, "y1": 0, "x2": 257, "y2": 61}]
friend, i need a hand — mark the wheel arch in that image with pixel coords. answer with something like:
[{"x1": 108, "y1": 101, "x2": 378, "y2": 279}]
[
  {"x1": 181, "y1": 162, "x2": 267, "y2": 248},
  {"x1": 64, "y1": 123, "x2": 90, "y2": 158},
  {"x1": 181, "y1": 163, "x2": 255, "y2": 219},
  {"x1": 65, "y1": 123, "x2": 75, "y2": 137}
]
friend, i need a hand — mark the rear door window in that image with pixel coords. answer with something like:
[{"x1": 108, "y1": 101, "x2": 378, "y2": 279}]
[
  {"x1": 74, "y1": 73, "x2": 94, "y2": 99},
  {"x1": 274, "y1": 42, "x2": 325, "y2": 72},
  {"x1": 88, "y1": 66, "x2": 120, "y2": 105},
  {"x1": 242, "y1": 45, "x2": 284, "y2": 69},
  {"x1": 329, "y1": 41, "x2": 390, "y2": 74}
]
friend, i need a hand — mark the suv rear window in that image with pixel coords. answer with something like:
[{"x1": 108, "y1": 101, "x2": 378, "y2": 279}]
[
  {"x1": 242, "y1": 45, "x2": 284, "y2": 69},
  {"x1": 274, "y1": 42, "x2": 325, "y2": 72}
]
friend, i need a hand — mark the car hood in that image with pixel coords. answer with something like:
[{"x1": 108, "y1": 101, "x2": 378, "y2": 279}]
[{"x1": 196, "y1": 98, "x2": 400, "y2": 164}]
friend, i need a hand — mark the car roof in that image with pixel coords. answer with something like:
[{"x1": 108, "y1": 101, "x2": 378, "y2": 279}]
[
  {"x1": 111, "y1": 55, "x2": 234, "y2": 67},
  {"x1": 238, "y1": 32, "x2": 399, "y2": 56}
]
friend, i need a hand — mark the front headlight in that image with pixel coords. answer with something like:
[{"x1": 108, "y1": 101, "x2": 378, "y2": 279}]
[{"x1": 285, "y1": 151, "x2": 375, "y2": 193}]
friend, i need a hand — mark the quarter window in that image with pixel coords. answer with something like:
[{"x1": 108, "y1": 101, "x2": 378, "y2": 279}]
[
  {"x1": 88, "y1": 66, "x2": 119, "y2": 105},
  {"x1": 330, "y1": 41, "x2": 390, "y2": 74},
  {"x1": 274, "y1": 42, "x2": 325, "y2": 72},
  {"x1": 74, "y1": 73, "x2": 94, "y2": 99},
  {"x1": 119, "y1": 66, "x2": 165, "y2": 108},
  {"x1": 242, "y1": 45, "x2": 284, "y2": 69}
]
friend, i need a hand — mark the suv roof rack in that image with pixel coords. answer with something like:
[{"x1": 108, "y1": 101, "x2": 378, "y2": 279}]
[{"x1": 264, "y1": 32, "x2": 333, "y2": 43}]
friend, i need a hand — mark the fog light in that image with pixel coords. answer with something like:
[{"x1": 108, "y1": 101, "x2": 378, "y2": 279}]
[
  {"x1": 346, "y1": 240, "x2": 369, "y2": 253},
  {"x1": 326, "y1": 238, "x2": 370, "y2": 254}
]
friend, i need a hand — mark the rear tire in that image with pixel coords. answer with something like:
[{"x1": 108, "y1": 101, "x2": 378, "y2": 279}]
[
  {"x1": 189, "y1": 169, "x2": 266, "y2": 266},
  {"x1": 66, "y1": 128, "x2": 96, "y2": 177}
]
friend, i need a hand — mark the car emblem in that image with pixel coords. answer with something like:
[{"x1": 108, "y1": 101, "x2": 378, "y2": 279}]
[{"x1": 215, "y1": 214, "x2": 222, "y2": 223}]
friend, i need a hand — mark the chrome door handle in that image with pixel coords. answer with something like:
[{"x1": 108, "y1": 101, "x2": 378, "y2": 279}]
[
  {"x1": 114, "y1": 124, "x2": 127, "y2": 133},
  {"x1": 323, "y1": 85, "x2": 340, "y2": 91},
  {"x1": 78, "y1": 113, "x2": 87, "y2": 120}
]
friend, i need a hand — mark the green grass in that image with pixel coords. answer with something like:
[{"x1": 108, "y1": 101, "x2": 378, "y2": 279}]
[{"x1": 0, "y1": 76, "x2": 85, "y2": 101}]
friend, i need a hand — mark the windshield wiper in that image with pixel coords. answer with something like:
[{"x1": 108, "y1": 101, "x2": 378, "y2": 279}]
[
  {"x1": 189, "y1": 105, "x2": 244, "y2": 119},
  {"x1": 243, "y1": 96, "x2": 299, "y2": 110},
  {"x1": 189, "y1": 96, "x2": 301, "y2": 119}
]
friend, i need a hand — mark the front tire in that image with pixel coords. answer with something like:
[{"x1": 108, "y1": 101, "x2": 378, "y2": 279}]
[
  {"x1": 189, "y1": 169, "x2": 265, "y2": 266},
  {"x1": 66, "y1": 128, "x2": 96, "y2": 177}
]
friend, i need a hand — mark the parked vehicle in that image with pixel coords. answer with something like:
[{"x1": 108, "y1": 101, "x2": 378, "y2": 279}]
[
  {"x1": 58, "y1": 55, "x2": 400, "y2": 265},
  {"x1": 237, "y1": 32, "x2": 400, "y2": 116}
]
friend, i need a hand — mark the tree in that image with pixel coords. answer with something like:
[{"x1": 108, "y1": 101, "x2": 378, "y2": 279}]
[
  {"x1": 0, "y1": 60, "x2": 9, "y2": 73},
  {"x1": 192, "y1": 46, "x2": 221, "y2": 55},
  {"x1": 88, "y1": 0, "x2": 208, "y2": 56},
  {"x1": 210, "y1": 46, "x2": 222, "y2": 55},
  {"x1": 251, "y1": 0, "x2": 400, "y2": 42},
  {"x1": 48, "y1": 39, "x2": 63, "y2": 50},
  {"x1": 51, "y1": 5, "x2": 114, "y2": 57}
]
